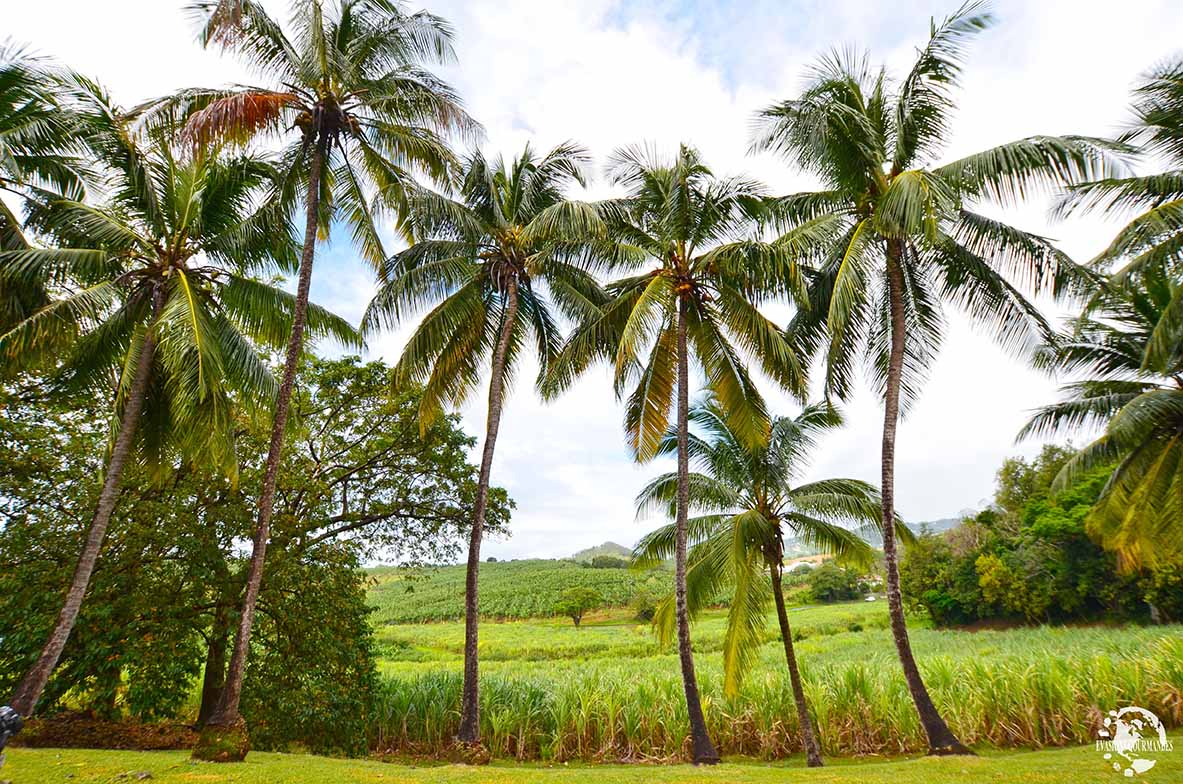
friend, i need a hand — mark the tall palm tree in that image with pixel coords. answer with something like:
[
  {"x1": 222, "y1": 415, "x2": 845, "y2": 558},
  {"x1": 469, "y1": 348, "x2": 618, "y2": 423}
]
[
  {"x1": 0, "y1": 80, "x2": 355, "y2": 717},
  {"x1": 749, "y1": 2, "x2": 1121, "y2": 754},
  {"x1": 363, "y1": 142, "x2": 606, "y2": 747},
  {"x1": 545, "y1": 144, "x2": 811, "y2": 764},
  {"x1": 172, "y1": 0, "x2": 477, "y2": 737},
  {"x1": 1021, "y1": 272, "x2": 1183, "y2": 569},
  {"x1": 0, "y1": 43, "x2": 88, "y2": 333},
  {"x1": 632, "y1": 397, "x2": 905, "y2": 767}
]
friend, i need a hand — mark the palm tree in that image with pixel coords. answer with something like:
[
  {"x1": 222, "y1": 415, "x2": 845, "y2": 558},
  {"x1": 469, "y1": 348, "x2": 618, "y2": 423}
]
[
  {"x1": 172, "y1": 0, "x2": 477, "y2": 737},
  {"x1": 0, "y1": 80, "x2": 355, "y2": 717},
  {"x1": 632, "y1": 397, "x2": 905, "y2": 767},
  {"x1": 0, "y1": 43, "x2": 88, "y2": 333},
  {"x1": 1021, "y1": 272, "x2": 1183, "y2": 569},
  {"x1": 1020, "y1": 57, "x2": 1183, "y2": 571},
  {"x1": 545, "y1": 144, "x2": 810, "y2": 764},
  {"x1": 363, "y1": 142, "x2": 606, "y2": 747},
  {"x1": 1053, "y1": 57, "x2": 1183, "y2": 288},
  {"x1": 749, "y1": 2, "x2": 1121, "y2": 754}
]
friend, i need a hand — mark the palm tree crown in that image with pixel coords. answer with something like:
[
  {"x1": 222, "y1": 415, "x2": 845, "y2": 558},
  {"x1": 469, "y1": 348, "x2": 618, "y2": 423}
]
[
  {"x1": 0, "y1": 43, "x2": 89, "y2": 332},
  {"x1": 365, "y1": 142, "x2": 606, "y2": 425},
  {"x1": 633, "y1": 398, "x2": 893, "y2": 692},
  {"x1": 546, "y1": 143, "x2": 808, "y2": 454},
  {"x1": 176, "y1": 0, "x2": 478, "y2": 258},
  {"x1": 1054, "y1": 57, "x2": 1183, "y2": 288},
  {"x1": 1022, "y1": 271, "x2": 1183, "y2": 569}
]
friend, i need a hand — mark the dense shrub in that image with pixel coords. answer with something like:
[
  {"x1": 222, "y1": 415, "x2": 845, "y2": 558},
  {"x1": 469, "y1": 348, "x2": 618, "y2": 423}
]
[
  {"x1": 901, "y1": 445, "x2": 1183, "y2": 626},
  {"x1": 806, "y1": 562, "x2": 867, "y2": 603}
]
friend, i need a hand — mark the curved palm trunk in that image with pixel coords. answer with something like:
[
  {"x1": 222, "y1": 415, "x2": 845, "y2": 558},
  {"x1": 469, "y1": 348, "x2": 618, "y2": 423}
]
[
  {"x1": 456, "y1": 278, "x2": 519, "y2": 746},
  {"x1": 769, "y1": 561, "x2": 822, "y2": 767},
  {"x1": 882, "y1": 248, "x2": 970, "y2": 755},
  {"x1": 675, "y1": 296, "x2": 720, "y2": 765},
  {"x1": 10, "y1": 305, "x2": 160, "y2": 716},
  {"x1": 204, "y1": 137, "x2": 327, "y2": 731}
]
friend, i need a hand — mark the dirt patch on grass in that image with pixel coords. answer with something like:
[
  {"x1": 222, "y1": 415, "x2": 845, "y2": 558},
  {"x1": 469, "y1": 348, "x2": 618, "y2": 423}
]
[{"x1": 13, "y1": 711, "x2": 197, "y2": 750}]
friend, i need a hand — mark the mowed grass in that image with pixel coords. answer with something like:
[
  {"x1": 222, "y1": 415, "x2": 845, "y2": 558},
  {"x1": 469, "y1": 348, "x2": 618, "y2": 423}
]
[{"x1": 11, "y1": 739, "x2": 1183, "y2": 784}]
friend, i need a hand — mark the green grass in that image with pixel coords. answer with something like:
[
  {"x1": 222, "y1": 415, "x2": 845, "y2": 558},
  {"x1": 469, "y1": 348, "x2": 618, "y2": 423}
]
[
  {"x1": 366, "y1": 597, "x2": 1183, "y2": 760},
  {"x1": 10, "y1": 738, "x2": 1183, "y2": 783},
  {"x1": 368, "y1": 560, "x2": 670, "y2": 624}
]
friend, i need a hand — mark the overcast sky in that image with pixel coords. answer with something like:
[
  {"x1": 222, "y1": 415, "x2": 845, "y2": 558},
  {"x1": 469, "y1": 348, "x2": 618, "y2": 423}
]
[{"x1": 9, "y1": 1, "x2": 1182, "y2": 559}]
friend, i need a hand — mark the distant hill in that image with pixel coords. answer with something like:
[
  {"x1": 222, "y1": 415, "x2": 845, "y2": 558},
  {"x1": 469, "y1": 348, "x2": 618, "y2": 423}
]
[
  {"x1": 570, "y1": 541, "x2": 632, "y2": 562},
  {"x1": 858, "y1": 516, "x2": 966, "y2": 548},
  {"x1": 911, "y1": 517, "x2": 963, "y2": 535}
]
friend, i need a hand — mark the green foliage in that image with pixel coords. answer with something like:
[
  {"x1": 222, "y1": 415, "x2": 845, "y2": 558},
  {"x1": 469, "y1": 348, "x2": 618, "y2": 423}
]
[
  {"x1": 368, "y1": 559, "x2": 668, "y2": 624},
  {"x1": 553, "y1": 587, "x2": 604, "y2": 628},
  {"x1": 0, "y1": 357, "x2": 500, "y2": 752},
  {"x1": 588, "y1": 555, "x2": 629, "y2": 569},
  {"x1": 367, "y1": 601, "x2": 1183, "y2": 760},
  {"x1": 806, "y1": 562, "x2": 867, "y2": 603},
  {"x1": 632, "y1": 396, "x2": 893, "y2": 694},
  {"x1": 901, "y1": 445, "x2": 1183, "y2": 626}
]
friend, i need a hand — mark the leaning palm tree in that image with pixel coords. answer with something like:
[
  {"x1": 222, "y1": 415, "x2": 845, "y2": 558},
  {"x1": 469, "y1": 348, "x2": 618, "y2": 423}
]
[
  {"x1": 0, "y1": 43, "x2": 88, "y2": 333},
  {"x1": 170, "y1": 0, "x2": 476, "y2": 741},
  {"x1": 363, "y1": 142, "x2": 606, "y2": 748},
  {"x1": 632, "y1": 397, "x2": 905, "y2": 767},
  {"x1": 0, "y1": 80, "x2": 355, "y2": 717},
  {"x1": 1021, "y1": 272, "x2": 1183, "y2": 569},
  {"x1": 750, "y1": 2, "x2": 1122, "y2": 754},
  {"x1": 545, "y1": 144, "x2": 811, "y2": 764}
]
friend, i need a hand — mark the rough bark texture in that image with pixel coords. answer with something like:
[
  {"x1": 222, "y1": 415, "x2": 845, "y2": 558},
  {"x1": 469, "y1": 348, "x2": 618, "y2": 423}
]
[
  {"x1": 197, "y1": 606, "x2": 231, "y2": 727},
  {"x1": 456, "y1": 277, "x2": 519, "y2": 748},
  {"x1": 675, "y1": 296, "x2": 720, "y2": 765},
  {"x1": 200, "y1": 136, "x2": 327, "y2": 740},
  {"x1": 770, "y1": 560, "x2": 823, "y2": 767},
  {"x1": 882, "y1": 248, "x2": 972, "y2": 756},
  {"x1": 9, "y1": 294, "x2": 161, "y2": 717}
]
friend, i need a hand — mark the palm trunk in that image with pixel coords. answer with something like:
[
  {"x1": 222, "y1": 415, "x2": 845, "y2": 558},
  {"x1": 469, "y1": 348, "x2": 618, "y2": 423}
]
[
  {"x1": 204, "y1": 136, "x2": 327, "y2": 731},
  {"x1": 675, "y1": 295, "x2": 719, "y2": 765},
  {"x1": 769, "y1": 561, "x2": 822, "y2": 766},
  {"x1": 9, "y1": 297, "x2": 161, "y2": 717},
  {"x1": 456, "y1": 277, "x2": 519, "y2": 746},
  {"x1": 882, "y1": 247, "x2": 970, "y2": 755}
]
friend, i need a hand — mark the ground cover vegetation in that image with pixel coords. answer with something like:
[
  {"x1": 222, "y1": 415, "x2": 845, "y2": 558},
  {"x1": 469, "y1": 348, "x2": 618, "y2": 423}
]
[{"x1": 1, "y1": 0, "x2": 1182, "y2": 775}]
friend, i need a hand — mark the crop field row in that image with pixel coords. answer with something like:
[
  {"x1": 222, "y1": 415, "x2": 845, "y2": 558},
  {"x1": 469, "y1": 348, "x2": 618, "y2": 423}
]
[
  {"x1": 368, "y1": 560, "x2": 669, "y2": 624},
  {"x1": 366, "y1": 599, "x2": 1183, "y2": 761}
]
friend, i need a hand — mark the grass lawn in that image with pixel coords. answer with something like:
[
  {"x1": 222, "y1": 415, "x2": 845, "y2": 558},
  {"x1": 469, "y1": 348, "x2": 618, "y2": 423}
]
[{"x1": 8, "y1": 739, "x2": 1181, "y2": 784}]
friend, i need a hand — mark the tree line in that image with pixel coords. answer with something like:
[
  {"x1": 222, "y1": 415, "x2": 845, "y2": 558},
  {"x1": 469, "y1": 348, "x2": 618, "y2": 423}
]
[{"x1": 2, "y1": 0, "x2": 1181, "y2": 767}]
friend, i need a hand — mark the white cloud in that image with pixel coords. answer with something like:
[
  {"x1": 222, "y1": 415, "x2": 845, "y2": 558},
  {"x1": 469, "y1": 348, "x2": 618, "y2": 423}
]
[{"x1": 7, "y1": 1, "x2": 1182, "y2": 559}]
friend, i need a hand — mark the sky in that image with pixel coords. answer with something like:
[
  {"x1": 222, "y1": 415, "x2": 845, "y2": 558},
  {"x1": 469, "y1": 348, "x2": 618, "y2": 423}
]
[{"x1": 7, "y1": 1, "x2": 1183, "y2": 560}]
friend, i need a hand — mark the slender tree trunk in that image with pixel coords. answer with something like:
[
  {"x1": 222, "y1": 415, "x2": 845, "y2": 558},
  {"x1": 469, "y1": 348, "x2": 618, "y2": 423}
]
[
  {"x1": 769, "y1": 560, "x2": 822, "y2": 766},
  {"x1": 204, "y1": 136, "x2": 327, "y2": 730},
  {"x1": 882, "y1": 247, "x2": 971, "y2": 755},
  {"x1": 9, "y1": 297, "x2": 161, "y2": 717},
  {"x1": 456, "y1": 277, "x2": 519, "y2": 746},
  {"x1": 197, "y1": 605, "x2": 231, "y2": 727},
  {"x1": 675, "y1": 296, "x2": 719, "y2": 765}
]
